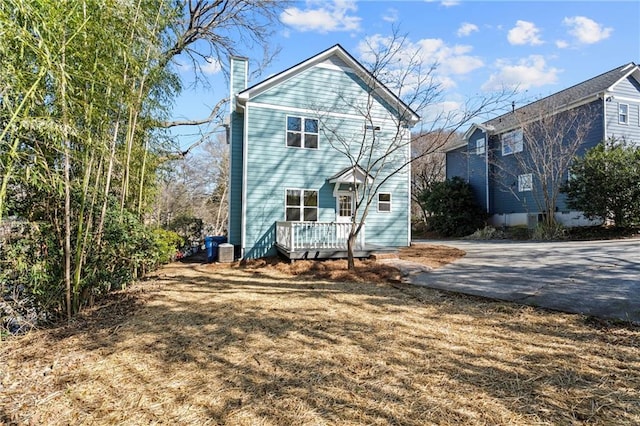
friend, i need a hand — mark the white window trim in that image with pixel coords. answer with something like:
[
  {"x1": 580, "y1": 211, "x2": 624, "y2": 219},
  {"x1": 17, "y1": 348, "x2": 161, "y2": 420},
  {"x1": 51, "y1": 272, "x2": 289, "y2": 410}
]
[
  {"x1": 501, "y1": 129, "x2": 523, "y2": 156},
  {"x1": 518, "y1": 173, "x2": 533, "y2": 192},
  {"x1": 475, "y1": 137, "x2": 485, "y2": 155},
  {"x1": 619, "y1": 103, "x2": 629, "y2": 125},
  {"x1": 284, "y1": 188, "x2": 318, "y2": 222},
  {"x1": 378, "y1": 192, "x2": 392, "y2": 213},
  {"x1": 285, "y1": 115, "x2": 319, "y2": 150}
]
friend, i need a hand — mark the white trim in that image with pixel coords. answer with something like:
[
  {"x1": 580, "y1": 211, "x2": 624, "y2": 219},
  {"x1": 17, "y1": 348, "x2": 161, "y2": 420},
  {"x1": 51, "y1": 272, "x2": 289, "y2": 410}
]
[
  {"x1": 609, "y1": 95, "x2": 640, "y2": 104},
  {"x1": 246, "y1": 101, "x2": 399, "y2": 125},
  {"x1": 314, "y1": 62, "x2": 356, "y2": 74},
  {"x1": 618, "y1": 103, "x2": 629, "y2": 124},
  {"x1": 407, "y1": 150, "x2": 412, "y2": 246},
  {"x1": 377, "y1": 192, "x2": 392, "y2": 213},
  {"x1": 484, "y1": 134, "x2": 489, "y2": 213},
  {"x1": 285, "y1": 188, "x2": 319, "y2": 222},
  {"x1": 237, "y1": 45, "x2": 420, "y2": 125},
  {"x1": 335, "y1": 191, "x2": 354, "y2": 222},
  {"x1": 285, "y1": 115, "x2": 319, "y2": 150},
  {"x1": 518, "y1": 173, "x2": 533, "y2": 192},
  {"x1": 241, "y1": 103, "x2": 249, "y2": 257},
  {"x1": 607, "y1": 64, "x2": 640, "y2": 92}
]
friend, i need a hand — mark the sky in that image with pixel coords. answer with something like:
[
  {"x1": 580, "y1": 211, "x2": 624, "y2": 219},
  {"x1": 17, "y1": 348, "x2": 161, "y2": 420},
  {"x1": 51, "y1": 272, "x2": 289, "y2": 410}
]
[{"x1": 170, "y1": 0, "x2": 640, "y2": 150}]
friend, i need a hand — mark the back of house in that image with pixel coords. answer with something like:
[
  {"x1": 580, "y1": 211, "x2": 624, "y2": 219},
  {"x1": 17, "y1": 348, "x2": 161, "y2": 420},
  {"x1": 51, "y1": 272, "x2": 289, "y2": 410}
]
[
  {"x1": 446, "y1": 62, "x2": 640, "y2": 228},
  {"x1": 228, "y1": 45, "x2": 419, "y2": 259}
]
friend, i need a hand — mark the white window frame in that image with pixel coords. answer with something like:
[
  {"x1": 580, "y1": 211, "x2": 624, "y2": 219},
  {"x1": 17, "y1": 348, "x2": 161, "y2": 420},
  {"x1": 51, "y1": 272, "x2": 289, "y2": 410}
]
[
  {"x1": 284, "y1": 188, "x2": 318, "y2": 222},
  {"x1": 501, "y1": 129, "x2": 523, "y2": 156},
  {"x1": 378, "y1": 192, "x2": 392, "y2": 213},
  {"x1": 518, "y1": 173, "x2": 533, "y2": 192},
  {"x1": 619, "y1": 103, "x2": 628, "y2": 124},
  {"x1": 475, "y1": 136, "x2": 485, "y2": 155},
  {"x1": 286, "y1": 116, "x2": 319, "y2": 149}
]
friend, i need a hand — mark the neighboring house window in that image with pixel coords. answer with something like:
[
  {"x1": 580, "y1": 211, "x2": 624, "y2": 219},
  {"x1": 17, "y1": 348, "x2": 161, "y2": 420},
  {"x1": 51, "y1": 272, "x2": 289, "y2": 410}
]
[
  {"x1": 619, "y1": 103, "x2": 628, "y2": 124},
  {"x1": 475, "y1": 137, "x2": 485, "y2": 155},
  {"x1": 285, "y1": 189, "x2": 318, "y2": 221},
  {"x1": 286, "y1": 116, "x2": 319, "y2": 149},
  {"x1": 378, "y1": 193, "x2": 391, "y2": 212},
  {"x1": 501, "y1": 129, "x2": 523, "y2": 156},
  {"x1": 518, "y1": 173, "x2": 533, "y2": 192}
]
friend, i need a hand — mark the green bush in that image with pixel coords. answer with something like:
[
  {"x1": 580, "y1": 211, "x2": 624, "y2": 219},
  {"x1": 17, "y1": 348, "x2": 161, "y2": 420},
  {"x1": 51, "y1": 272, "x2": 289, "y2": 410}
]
[
  {"x1": 153, "y1": 228, "x2": 184, "y2": 264},
  {"x1": 420, "y1": 177, "x2": 487, "y2": 237}
]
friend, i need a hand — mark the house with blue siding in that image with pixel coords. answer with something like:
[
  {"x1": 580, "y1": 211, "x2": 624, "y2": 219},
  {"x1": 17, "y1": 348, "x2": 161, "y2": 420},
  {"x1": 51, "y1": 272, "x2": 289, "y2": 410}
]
[
  {"x1": 228, "y1": 45, "x2": 419, "y2": 259},
  {"x1": 446, "y1": 62, "x2": 640, "y2": 228}
]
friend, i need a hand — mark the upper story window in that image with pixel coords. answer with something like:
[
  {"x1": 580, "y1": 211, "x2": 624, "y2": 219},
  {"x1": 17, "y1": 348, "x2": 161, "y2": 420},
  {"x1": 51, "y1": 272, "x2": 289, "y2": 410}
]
[
  {"x1": 285, "y1": 189, "x2": 318, "y2": 221},
  {"x1": 518, "y1": 173, "x2": 532, "y2": 192},
  {"x1": 378, "y1": 193, "x2": 391, "y2": 212},
  {"x1": 619, "y1": 103, "x2": 628, "y2": 124},
  {"x1": 286, "y1": 116, "x2": 318, "y2": 149},
  {"x1": 475, "y1": 137, "x2": 485, "y2": 155},
  {"x1": 502, "y1": 129, "x2": 523, "y2": 156}
]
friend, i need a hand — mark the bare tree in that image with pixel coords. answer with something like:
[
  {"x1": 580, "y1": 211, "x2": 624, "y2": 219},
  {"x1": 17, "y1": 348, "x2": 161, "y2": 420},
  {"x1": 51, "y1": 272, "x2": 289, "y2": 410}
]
[
  {"x1": 314, "y1": 29, "x2": 513, "y2": 269},
  {"x1": 491, "y1": 97, "x2": 595, "y2": 229},
  {"x1": 410, "y1": 131, "x2": 457, "y2": 227}
]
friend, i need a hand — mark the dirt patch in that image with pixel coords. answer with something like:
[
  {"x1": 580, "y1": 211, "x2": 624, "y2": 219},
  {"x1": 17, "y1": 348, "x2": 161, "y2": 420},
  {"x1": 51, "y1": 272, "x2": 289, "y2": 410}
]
[
  {"x1": 207, "y1": 244, "x2": 466, "y2": 284},
  {"x1": 1, "y1": 256, "x2": 638, "y2": 425}
]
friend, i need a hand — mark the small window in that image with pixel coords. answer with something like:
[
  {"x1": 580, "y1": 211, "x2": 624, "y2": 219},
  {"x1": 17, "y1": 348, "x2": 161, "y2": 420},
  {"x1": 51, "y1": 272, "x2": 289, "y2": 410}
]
[
  {"x1": 378, "y1": 193, "x2": 391, "y2": 212},
  {"x1": 475, "y1": 137, "x2": 485, "y2": 155},
  {"x1": 285, "y1": 189, "x2": 318, "y2": 221},
  {"x1": 619, "y1": 103, "x2": 628, "y2": 124},
  {"x1": 338, "y1": 195, "x2": 352, "y2": 217},
  {"x1": 287, "y1": 116, "x2": 318, "y2": 149},
  {"x1": 502, "y1": 129, "x2": 523, "y2": 156},
  {"x1": 518, "y1": 173, "x2": 532, "y2": 192}
]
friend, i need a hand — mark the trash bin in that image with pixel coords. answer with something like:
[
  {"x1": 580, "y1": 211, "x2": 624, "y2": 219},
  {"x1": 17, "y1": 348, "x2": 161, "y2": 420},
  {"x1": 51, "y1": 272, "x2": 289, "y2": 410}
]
[{"x1": 204, "y1": 236, "x2": 227, "y2": 263}]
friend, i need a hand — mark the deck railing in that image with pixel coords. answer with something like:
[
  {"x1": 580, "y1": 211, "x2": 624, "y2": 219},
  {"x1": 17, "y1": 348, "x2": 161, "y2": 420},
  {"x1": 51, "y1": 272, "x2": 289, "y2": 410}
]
[{"x1": 276, "y1": 221, "x2": 365, "y2": 252}]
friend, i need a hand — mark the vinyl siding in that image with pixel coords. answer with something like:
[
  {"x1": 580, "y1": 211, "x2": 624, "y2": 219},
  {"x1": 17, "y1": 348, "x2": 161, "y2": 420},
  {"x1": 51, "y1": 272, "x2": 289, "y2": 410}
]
[
  {"x1": 228, "y1": 57, "x2": 247, "y2": 247},
  {"x1": 445, "y1": 147, "x2": 468, "y2": 180},
  {"x1": 605, "y1": 76, "x2": 640, "y2": 144},
  {"x1": 488, "y1": 100, "x2": 605, "y2": 215},
  {"x1": 467, "y1": 128, "x2": 488, "y2": 211},
  {"x1": 241, "y1": 63, "x2": 410, "y2": 258}
]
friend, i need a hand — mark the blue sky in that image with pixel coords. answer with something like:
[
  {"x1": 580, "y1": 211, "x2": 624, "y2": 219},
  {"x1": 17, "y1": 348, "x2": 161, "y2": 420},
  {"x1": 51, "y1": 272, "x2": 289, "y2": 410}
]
[{"x1": 171, "y1": 0, "x2": 640, "y2": 149}]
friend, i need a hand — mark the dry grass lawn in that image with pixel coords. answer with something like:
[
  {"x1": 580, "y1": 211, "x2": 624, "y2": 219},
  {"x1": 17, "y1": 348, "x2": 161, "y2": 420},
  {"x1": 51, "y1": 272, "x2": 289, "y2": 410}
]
[{"x1": 1, "y1": 245, "x2": 639, "y2": 425}]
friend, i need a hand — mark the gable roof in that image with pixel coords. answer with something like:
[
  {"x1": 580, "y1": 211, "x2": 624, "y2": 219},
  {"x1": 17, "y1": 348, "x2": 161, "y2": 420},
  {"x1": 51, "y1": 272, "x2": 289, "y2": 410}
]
[
  {"x1": 236, "y1": 44, "x2": 420, "y2": 125},
  {"x1": 485, "y1": 62, "x2": 639, "y2": 134}
]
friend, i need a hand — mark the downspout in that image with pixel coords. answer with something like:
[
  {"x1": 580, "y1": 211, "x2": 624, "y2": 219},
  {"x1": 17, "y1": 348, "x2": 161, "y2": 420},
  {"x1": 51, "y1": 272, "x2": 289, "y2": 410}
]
[
  {"x1": 240, "y1": 103, "x2": 248, "y2": 258},
  {"x1": 602, "y1": 93, "x2": 607, "y2": 142}
]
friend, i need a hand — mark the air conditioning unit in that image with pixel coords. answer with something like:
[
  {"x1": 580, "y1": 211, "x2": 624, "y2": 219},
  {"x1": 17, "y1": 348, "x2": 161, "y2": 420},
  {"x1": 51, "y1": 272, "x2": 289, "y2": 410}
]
[{"x1": 218, "y1": 243, "x2": 234, "y2": 263}]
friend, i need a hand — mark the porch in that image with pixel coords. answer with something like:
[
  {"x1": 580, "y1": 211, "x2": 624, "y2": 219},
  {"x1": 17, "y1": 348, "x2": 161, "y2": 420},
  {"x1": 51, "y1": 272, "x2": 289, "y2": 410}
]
[{"x1": 275, "y1": 221, "x2": 395, "y2": 260}]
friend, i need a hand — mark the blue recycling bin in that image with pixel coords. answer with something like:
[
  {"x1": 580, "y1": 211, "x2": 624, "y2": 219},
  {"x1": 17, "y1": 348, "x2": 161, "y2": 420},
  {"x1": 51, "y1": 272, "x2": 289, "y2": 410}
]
[{"x1": 204, "y1": 236, "x2": 227, "y2": 262}]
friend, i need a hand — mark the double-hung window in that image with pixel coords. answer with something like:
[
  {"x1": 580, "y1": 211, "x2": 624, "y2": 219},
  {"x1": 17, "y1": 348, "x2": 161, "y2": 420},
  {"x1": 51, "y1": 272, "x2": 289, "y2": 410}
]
[
  {"x1": 378, "y1": 193, "x2": 391, "y2": 212},
  {"x1": 285, "y1": 189, "x2": 318, "y2": 221},
  {"x1": 286, "y1": 116, "x2": 319, "y2": 149},
  {"x1": 619, "y1": 103, "x2": 628, "y2": 124},
  {"x1": 475, "y1": 136, "x2": 486, "y2": 155},
  {"x1": 501, "y1": 129, "x2": 523, "y2": 156},
  {"x1": 518, "y1": 173, "x2": 533, "y2": 192}
]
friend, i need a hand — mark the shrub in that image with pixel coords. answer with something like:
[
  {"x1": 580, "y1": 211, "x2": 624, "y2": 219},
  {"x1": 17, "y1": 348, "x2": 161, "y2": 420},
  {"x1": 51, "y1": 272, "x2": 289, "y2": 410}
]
[{"x1": 421, "y1": 177, "x2": 487, "y2": 237}]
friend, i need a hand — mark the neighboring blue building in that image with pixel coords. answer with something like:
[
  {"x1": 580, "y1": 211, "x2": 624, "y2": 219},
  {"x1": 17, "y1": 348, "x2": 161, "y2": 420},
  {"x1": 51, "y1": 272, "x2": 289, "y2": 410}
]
[
  {"x1": 228, "y1": 45, "x2": 419, "y2": 259},
  {"x1": 446, "y1": 62, "x2": 640, "y2": 228}
]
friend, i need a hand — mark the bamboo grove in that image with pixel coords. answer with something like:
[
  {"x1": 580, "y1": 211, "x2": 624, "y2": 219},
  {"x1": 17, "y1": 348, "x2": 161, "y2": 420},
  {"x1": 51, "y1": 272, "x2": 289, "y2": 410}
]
[{"x1": 0, "y1": 0, "x2": 284, "y2": 324}]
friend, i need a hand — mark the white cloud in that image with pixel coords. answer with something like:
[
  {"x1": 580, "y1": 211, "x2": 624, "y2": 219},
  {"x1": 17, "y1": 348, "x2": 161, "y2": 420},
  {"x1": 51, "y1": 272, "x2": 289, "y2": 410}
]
[
  {"x1": 482, "y1": 55, "x2": 560, "y2": 91},
  {"x1": 457, "y1": 22, "x2": 479, "y2": 37},
  {"x1": 382, "y1": 8, "x2": 398, "y2": 23},
  {"x1": 563, "y1": 16, "x2": 612, "y2": 44},
  {"x1": 507, "y1": 20, "x2": 543, "y2": 46},
  {"x1": 202, "y1": 57, "x2": 222, "y2": 75},
  {"x1": 441, "y1": 0, "x2": 460, "y2": 6},
  {"x1": 357, "y1": 34, "x2": 483, "y2": 92},
  {"x1": 555, "y1": 40, "x2": 569, "y2": 49},
  {"x1": 280, "y1": 0, "x2": 361, "y2": 33}
]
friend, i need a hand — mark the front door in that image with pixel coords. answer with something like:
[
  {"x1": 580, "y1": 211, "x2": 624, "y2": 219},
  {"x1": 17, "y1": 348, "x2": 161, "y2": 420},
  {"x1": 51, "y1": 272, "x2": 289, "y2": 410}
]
[{"x1": 336, "y1": 193, "x2": 353, "y2": 244}]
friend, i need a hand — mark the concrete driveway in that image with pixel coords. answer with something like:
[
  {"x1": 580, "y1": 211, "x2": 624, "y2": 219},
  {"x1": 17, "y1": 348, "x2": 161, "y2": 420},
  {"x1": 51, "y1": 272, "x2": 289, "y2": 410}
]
[{"x1": 408, "y1": 239, "x2": 640, "y2": 324}]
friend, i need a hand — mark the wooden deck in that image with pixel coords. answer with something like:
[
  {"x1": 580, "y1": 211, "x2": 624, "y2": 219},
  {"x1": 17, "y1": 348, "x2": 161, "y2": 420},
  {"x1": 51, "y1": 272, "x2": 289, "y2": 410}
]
[{"x1": 275, "y1": 221, "x2": 396, "y2": 260}]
